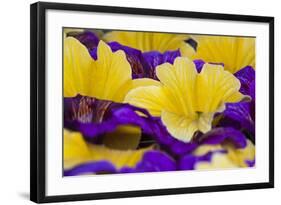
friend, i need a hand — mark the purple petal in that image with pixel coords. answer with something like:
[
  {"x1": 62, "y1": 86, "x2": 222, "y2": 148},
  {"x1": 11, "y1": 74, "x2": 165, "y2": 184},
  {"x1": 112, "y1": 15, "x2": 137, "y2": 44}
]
[
  {"x1": 64, "y1": 95, "x2": 112, "y2": 125},
  {"x1": 245, "y1": 159, "x2": 255, "y2": 167},
  {"x1": 143, "y1": 50, "x2": 180, "y2": 79},
  {"x1": 73, "y1": 31, "x2": 100, "y2": 51},
  {"x1": 178, "y1": 152, "x2": 211, "y2": 170},
  {"x1": 218, "y1": 102, "x2": 255, "y2": 139},
  {"x1": 249, "y1": 80, "x2": 255, "y2": 100},
  {"x1": 143, "y1": 50, "x2": 181, "y2": 79},
  {"x1": 234, "y1": 66, "x2": 255, "y2": 97},
  {"x1": 196, "y1": 127, "x2": 247, "y2": 149},
  {"x1": 249, "y1": 80, "x2": 255, "y2": 121},
  {"x1": 193, "y1": 59, "x2": 205, "y2": 72},
  {"x1": 64, "y1": 161, "x2": 117, "y2": 176},
  {"x1": 178, "y1": 150, "x2": 226, "y2": 170},
  {"x1": 64, "y1": 150, "x2": 176, "y2": 175},
  {"x1": 120, "y1": 150, "x2": 177, "y2": 173}
]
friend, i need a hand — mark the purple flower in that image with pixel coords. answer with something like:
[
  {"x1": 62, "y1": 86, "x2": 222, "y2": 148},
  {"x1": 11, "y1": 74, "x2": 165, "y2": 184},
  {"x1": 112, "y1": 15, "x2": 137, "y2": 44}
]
[{"x1": 196, "y1": 127, "x2": 247, "y2": 149}]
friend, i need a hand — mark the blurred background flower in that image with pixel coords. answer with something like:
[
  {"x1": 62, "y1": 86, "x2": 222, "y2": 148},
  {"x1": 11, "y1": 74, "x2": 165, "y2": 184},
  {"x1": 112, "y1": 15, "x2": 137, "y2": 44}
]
[
  {"x1": 192, "y1": 35, "x2": 255, "y2": 73},
  {"x1": 104, "y1": 31, "x2": 196, "y2": 57}
]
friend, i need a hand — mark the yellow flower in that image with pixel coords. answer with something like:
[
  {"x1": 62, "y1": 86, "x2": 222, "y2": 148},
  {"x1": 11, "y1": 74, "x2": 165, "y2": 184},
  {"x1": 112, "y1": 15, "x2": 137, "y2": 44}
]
[
  {"x1": 192, "y1": 35, "x2": 255, "y2": 73},
  {"x1": 104, "y1": 31, "x2": 195, "y2": 57},
  {"x1": 64, "y1": 129, "x2": 152, "y2": 170},
  {"x1": 125, "y1": 57, "x2": 248, "y2": 142},
  {"x1": 193, "y1": 139, "x2": 255, "y2": 170},
  {"x1": 64, "y1": 37, "x2": 159, "y2": 102}
]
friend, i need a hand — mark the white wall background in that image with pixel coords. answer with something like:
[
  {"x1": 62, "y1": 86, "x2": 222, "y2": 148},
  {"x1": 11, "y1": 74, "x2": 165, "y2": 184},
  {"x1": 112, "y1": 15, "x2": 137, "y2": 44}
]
[{"x1": 0, "y1": 0, "x2": 279, "y2": 204}]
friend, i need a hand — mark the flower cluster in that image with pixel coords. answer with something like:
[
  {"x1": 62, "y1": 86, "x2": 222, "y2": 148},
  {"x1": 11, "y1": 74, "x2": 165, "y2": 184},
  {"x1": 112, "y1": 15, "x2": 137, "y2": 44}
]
[{"x1": 63, "y1": 29, "x2": 255, "y2": 176}]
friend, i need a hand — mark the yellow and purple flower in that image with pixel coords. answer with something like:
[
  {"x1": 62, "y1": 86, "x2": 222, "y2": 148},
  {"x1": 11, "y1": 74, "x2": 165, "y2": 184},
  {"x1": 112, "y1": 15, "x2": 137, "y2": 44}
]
[{"x1": 125, "y1": 57, "x2": 249, "y2": 142}]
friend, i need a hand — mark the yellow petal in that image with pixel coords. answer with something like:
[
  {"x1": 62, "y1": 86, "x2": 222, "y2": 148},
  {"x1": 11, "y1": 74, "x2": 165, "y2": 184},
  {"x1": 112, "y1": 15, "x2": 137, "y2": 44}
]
[
  {"x1": 192, "y1": 35, "x2": 255, "y2": 73},
  {"x1": 180, "y1": 42, "x2": 196, "y2": 58},
  {"x1": 64, "y1": 129, "x2": 92, "y2": 169},
  {"x1": 156, "y1": 58, "x2": 197, "y2": 116},
  {"x1": 64, "y1": 37, "x2": 94, "y2": 97},
  {"x1": 161, "y1": 111, "x2": 213, "y2": 142},
  {"x1": 161, "y1": 111, "x2": 198, "y2": 142},
  {"x1": 196, "y1": 63, "x2": 245, "y2": 113},
  {"x1": 125, "y1": 85, "x2": 168, "y2": 116},
  {"x1": 197, "y1": 112, "x2": 214, "y2": 133},
  {"x1": 226, "y1": 92, "x2": 251, "y2": 103},
  {"x1": 103, "y1": 125, "x2": 141, "y2": 150},
  {"x1": 91, "y1": 41, "x2": 132, "y2": 102},
  {"x1": 131, "y1": 78, "x2": 162, "y2": 89}
]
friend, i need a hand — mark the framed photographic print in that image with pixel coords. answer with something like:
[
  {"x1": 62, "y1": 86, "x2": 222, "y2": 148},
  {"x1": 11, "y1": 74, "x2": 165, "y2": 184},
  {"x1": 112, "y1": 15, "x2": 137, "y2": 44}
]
[{"x1": 30, "y1": 1, "x2": 274, "y2": 203}]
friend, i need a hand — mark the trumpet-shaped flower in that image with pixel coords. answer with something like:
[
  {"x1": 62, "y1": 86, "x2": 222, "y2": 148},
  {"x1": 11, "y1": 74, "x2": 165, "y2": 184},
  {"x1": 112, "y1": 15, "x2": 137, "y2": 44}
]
[
  {"x1": 192, "y1": 35, "x2": 255, "y2": 73},
  {"x1": 125, "y1": 57, "x2": 248, "y2": 142},
  {"x1": 64, "y1": 37, "x2": 158, "y2": 102},
  {"x1": 104, "y1": 31, "x2": 195, "y2": 57}
]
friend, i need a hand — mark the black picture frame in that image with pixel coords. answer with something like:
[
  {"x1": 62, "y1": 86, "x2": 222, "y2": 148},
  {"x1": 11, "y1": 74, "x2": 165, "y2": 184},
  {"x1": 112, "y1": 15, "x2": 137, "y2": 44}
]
[{"x1": 30, "y1": 1, "x2": 274, "y2": 203}]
